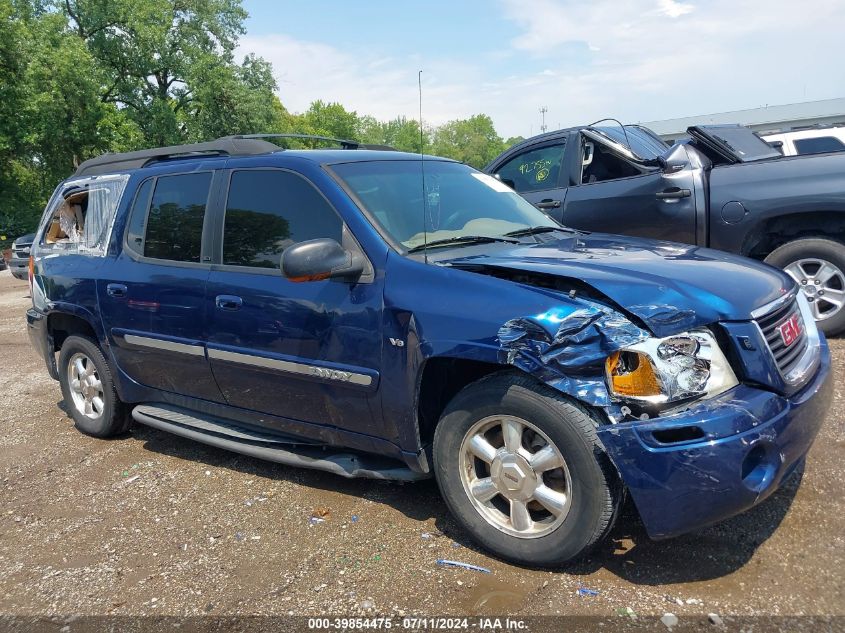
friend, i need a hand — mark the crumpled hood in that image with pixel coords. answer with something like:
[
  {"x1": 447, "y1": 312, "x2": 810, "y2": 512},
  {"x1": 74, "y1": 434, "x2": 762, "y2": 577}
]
[{"x1": 444, "y1": 232, "x2": 793, "y2": 337}]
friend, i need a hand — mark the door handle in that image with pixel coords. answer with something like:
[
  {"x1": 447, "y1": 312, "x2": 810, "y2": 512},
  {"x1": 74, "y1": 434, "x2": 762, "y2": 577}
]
[
  {"x1": 106, "y1": 283, "x2": 127, "y2": 298},
  {"x1": 215, "y1": 295, "x2": 243, "y2": 311},
  {"x1": 656, "y1": 188, "x2": 691, "y2": 200},
  {"x1": 536, "y1": 199, "x2": 562, "y2": 209}
]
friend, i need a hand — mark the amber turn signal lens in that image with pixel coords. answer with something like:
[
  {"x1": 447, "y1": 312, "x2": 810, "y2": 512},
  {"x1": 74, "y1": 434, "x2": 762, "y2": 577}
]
[{"x1": 606, "y1": 351, "x2": 662, "y2": 397}]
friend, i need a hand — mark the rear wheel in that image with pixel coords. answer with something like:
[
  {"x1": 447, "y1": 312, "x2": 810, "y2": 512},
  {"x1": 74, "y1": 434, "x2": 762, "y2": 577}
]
[
  {"x1": 58, "y1": 335, "x2": 130, "y2": 437},
  {"x1": 433, "y1": 373, "x2": 621, "y2": 567},
  {"x1": 765, "y1": 238, "x2": 845, "y2": 336}
]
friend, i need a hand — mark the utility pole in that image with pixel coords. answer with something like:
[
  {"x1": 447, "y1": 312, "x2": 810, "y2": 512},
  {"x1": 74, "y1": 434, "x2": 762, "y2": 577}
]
[{"x1": 539, "y1": 106, "x2": 548, "y2": 133}]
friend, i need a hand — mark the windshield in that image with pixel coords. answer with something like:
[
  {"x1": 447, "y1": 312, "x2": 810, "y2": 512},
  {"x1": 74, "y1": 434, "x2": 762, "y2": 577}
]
[
  {"x1": 591, "y1": 125, "x2": 669, "y2": 160},
  {"x1": 331, "y1": 160, "x2": 559, "y2": 250}
]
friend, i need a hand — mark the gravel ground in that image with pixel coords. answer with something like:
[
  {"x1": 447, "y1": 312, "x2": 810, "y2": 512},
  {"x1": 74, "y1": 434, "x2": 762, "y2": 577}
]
[{"x1": 0, "y1": 269, "x2": 843, "y2": 626}]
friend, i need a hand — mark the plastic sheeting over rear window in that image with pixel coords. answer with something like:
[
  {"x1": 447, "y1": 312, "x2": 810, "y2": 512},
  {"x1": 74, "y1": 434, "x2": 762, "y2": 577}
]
[{"x1": 38, "y1": 174, "x2": 130, "y2": 256}]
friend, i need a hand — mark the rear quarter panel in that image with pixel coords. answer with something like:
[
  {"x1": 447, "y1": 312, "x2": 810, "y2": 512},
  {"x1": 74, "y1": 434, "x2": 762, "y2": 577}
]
[{"x1": 708, "y1": 153, "x2": 845, "y2": 254}]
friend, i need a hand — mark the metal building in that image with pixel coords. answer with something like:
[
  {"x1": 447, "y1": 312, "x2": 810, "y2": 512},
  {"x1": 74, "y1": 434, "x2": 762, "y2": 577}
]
[{"x1": 639, "y1": 97, "x2": 845, "y2": 142}]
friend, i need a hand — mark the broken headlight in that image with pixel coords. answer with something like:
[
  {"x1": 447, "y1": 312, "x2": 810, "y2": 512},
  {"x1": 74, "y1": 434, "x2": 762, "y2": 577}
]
[{"x1": 605, "y1": 330, "x2": 738, "y2": 405}]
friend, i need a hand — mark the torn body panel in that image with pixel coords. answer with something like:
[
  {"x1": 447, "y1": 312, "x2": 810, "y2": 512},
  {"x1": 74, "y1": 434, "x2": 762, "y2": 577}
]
[{"x1": 497, "y1": 303, "x2": 650, "y2": 408}]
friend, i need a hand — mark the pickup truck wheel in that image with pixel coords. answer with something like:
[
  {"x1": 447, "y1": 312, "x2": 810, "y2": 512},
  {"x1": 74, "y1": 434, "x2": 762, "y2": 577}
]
[
  {"x1": 765, "y1": 238, "x2": 845, "y2": 336},
  {"x1": 58, "y1": 335, "x2": 130, "y2": 438},
  {"x1": 432, "y1": 373, "x2": 621, "y2": 567}
]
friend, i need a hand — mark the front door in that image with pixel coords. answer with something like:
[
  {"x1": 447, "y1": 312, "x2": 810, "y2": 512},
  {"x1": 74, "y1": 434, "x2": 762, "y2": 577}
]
[
  {"x1": 205, "y1": 168, "x2": 384, "y2": 437},
  {"x1": 98, "y1": 170, "x2": 223, "y2": 402},
  {"x1": 562, "y1": 134, "x2": 699, "y2": 244},
  {"x1": 491, "y1": 141, "x2": 569, "y2": 223}
]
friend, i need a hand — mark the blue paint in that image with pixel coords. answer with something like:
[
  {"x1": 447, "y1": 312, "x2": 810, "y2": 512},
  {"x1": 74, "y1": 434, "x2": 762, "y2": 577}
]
[
  {"x1": 598, "y1": 341, "x2": 832, "y2": 538},
  {"x1": 26, "y1": 147, "x2": 832, "y2": 545}
]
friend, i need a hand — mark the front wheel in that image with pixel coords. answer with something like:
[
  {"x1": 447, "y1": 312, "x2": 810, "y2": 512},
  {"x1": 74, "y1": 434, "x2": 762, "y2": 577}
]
[
  {"x1": 433, "y1": 373, "x2": 621, "y2": 567},
  {"x1": 765, "y1": 238, "x2": 845, "y2": 336}
]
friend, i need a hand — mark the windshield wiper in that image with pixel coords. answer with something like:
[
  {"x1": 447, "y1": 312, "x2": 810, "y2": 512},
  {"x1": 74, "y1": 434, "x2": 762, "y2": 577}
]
[
  {"x1": 407, "y1": 235, "x2": 518, "y2": 253},
  {"x1": 503, "y1": 226, "x2": 582, "y2": 237}
]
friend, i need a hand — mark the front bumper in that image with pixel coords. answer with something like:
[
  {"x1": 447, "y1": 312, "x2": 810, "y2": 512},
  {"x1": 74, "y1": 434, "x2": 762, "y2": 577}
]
[
  {"x1": 597, "y1": 338, "x2": 832, "y2": 539},
  {"x1": 9, "y1": 256, "x2": 28, "y2": 280}
]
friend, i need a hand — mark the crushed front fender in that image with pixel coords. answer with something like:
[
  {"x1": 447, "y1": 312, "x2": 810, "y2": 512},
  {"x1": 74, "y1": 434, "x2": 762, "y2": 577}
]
[{"x1": 497, "y1": 302, "x2": 650, "y2": 407}]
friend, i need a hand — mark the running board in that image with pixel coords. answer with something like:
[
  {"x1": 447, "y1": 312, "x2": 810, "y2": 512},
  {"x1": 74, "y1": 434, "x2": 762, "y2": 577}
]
[
  {"x1": 131, "y1": 404, "x2": 426, "y2": 481},
  {"x1": 133, "y1": 404, "x2": 308, "y2": 445}
]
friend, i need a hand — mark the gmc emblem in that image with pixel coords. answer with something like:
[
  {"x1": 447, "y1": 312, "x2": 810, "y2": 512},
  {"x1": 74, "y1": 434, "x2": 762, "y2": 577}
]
[{"x1": 779, "y1": 313, "x2": 803, "y2": 348}]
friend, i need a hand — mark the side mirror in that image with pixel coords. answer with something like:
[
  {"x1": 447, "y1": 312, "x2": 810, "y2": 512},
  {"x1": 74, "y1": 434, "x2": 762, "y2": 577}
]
[
  {"x1": 281, "y1": 238, "x2": 363, "y2": 282},
  {"x1": 643, "y1": 155, "x2": 670, "y2": 170}
]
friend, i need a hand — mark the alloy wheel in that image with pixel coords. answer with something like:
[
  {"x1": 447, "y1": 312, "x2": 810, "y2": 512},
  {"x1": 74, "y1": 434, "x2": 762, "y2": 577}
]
[
  {"x1": 784, "y1": 258, "x2": 845, "y2": 321},
  {"x1": 458, "y1": 414, "x2": 572, "y2": 539},
  {"x1": 67, "y1": 352, "x2": 105, "y2": 419}
]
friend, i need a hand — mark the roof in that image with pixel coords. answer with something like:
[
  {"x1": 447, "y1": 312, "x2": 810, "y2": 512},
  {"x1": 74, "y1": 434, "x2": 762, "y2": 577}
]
[
  {"x1": 279, "y1": 149, "x2": 452, "y2": 164},
  {"x1": 72, "y1": 135, "x2": 415, "y2": 178},
  {"x1": 73, "y1": 137, "x2": 281, "y2": 177}
]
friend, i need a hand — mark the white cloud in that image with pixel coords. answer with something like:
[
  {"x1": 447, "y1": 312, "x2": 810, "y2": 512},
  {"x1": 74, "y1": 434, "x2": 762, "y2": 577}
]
[
  {"x1": 497, "y1": 0, "x2": 845, "y2": 133},
  {"x1": 658, "y1": 0, "x2": 694, "y2": 18},
  {"x1": 238, "y1": 1, "x2": 845, "y2": 139},
  {"x1": 237, "y1": 34, "x2": 490, "y2": 129}
]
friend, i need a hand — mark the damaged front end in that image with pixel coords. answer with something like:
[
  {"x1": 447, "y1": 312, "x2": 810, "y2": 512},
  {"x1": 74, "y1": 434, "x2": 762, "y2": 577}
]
[
  {"x1": 495, "y1": 294, "x2": 739, "y2": 425},
  {"x1": 497, "y1": 302, "x2": 648, "y2": 413},
  {"x1": 462, "y1": 262, "x2": 830, "y2": 540}
]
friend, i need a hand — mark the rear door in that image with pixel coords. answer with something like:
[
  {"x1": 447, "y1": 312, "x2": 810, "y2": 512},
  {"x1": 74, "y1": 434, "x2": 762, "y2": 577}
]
[
  {"x1": 561, "y1": 131, "x2": 700, "y2": 244},
  {"x1": 98, "y1": 169, "x2": 224, "y2": 402},
  {"x1": 489, "y1": 139, "x2": 569, "y2": 222},
  {"x1": 204, "y1": 167, "x2": 384, "y2": 437}
]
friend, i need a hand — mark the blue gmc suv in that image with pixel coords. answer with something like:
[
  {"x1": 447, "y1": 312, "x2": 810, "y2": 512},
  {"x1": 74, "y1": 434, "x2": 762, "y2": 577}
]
[{"x1": 25, "y1": 135, "x2": 832, "y2": 567}]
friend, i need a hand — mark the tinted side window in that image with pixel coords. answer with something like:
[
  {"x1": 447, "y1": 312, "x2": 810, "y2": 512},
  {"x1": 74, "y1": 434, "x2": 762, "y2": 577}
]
[
  {"x1": 125, "y1": 179, "x2": 153, "y2": 256},
  {"x1": 223, "y1": 170, "x2": 343, "y2": 269},
  {"x1": 495, "y1": 143, "x2": 566, "y2": 193},
  {"x1": 794, "y1": 136, "x2": 845, "y2": 155},
  {"x1": 144, "y1": 173, "x2": 212, "y2": 262}
]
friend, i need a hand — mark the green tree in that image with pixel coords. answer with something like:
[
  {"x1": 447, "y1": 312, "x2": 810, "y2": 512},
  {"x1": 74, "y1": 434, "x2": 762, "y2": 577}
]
[
  {"x1": 303, "y1": 100, "x2": 359, "y2": 142},
  {"x1": 184, "y1": 53, "x2": 279, "y2": 140},
  {"x1": 1, "y1": 0, "x2": 137, "y2": 240},
  {"x1": 432, "y1": 114, "x2": 506, "y2": 168},
  {"x1": 26, "y1": 12, "x2": 127, "y2": 177},
  {"x1": 357, "y1": 116, "x2": 427, "y2": 153},
  {"x1": 61, "y1": 0, "x2": 275, "y2": 146},
  {"x1": 0, "y1": 0, "x2": 37, "y2": 242}
]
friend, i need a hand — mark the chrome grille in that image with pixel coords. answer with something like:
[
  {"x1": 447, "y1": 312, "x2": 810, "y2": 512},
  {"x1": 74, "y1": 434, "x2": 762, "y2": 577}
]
[{"x1": 756, "y1": 298, "x2": 809, "y2": 376}]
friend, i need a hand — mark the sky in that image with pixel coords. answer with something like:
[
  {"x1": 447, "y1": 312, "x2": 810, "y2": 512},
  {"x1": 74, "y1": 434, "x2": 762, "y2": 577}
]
[{"x1": 238, "y1": 0, "x2": 845, "y2": 138}]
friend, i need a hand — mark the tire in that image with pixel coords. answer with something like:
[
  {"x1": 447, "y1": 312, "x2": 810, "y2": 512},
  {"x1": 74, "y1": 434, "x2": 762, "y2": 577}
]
[
  {"x1": 765, "y1": 238, "x2": 845, "y2": 337},
  {"x1": 58, "y1": 335, "x2": 130, "y2": 437},
  {"x1": 433, "y1": 373, "x2": 621, "y2": 567}
]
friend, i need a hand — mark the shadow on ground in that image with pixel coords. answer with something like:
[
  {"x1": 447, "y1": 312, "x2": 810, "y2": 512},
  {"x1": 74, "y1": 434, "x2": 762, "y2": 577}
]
[
  {"x1": 566, "y1": 465, "x2": 802, "y2": 584},
  {"x1": 127, "y1": 420, "x2": 802, "y2": 585}
]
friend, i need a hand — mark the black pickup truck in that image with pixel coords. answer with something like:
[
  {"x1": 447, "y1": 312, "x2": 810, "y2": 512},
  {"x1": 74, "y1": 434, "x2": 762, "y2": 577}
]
[{"x1": 486, "y1": 124, "x2": 845, "y2": 335}]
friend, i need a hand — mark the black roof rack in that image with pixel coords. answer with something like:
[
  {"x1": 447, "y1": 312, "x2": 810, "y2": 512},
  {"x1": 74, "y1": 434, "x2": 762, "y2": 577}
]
[
  {"x1": 72, "y1": 133, "x2": 397, "y2": 178},
  {"x1": 227, "y1": 133, "x2": 397, "y2": 151},
  {"x1": 73, "y1": 137, "x2": 281, "y2": 177}
]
